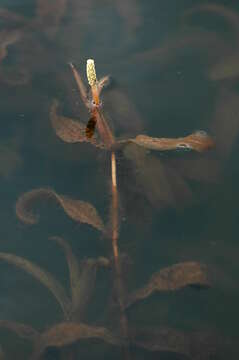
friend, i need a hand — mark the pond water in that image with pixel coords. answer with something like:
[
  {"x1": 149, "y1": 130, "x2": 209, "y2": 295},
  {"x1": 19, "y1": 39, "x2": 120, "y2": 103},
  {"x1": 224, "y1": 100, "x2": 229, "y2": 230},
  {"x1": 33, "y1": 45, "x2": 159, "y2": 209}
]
[{"x1": 0, "y1": 0, "x2": 239, "y2": 359}]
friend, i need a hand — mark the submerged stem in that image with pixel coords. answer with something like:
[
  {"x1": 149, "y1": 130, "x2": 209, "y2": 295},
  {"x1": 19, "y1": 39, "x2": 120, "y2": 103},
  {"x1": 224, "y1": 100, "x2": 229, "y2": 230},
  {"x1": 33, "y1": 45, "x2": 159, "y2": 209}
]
[{"x1": 111, "y1": 151, "x2": 131, "y2": 360}]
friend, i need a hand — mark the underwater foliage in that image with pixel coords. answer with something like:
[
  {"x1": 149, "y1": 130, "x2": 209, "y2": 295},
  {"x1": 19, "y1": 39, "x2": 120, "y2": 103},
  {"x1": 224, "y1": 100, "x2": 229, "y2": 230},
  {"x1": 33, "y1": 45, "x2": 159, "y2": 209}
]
[{"x1": 1, "y1": 1, "x2": 239, "y2": 359}]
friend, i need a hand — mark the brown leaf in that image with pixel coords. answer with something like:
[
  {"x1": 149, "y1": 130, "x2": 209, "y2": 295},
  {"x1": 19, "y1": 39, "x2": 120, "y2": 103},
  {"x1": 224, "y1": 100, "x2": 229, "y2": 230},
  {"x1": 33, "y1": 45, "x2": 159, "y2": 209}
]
[
  {"x1": 31, "y1": 322, "x2": 124, "y2": 360},
  {"x1": 131, "y1": 326, "x2": 191, "y2": 357},
  {"x1": 0, "y1": 252, "x2": 71, "y2": 318},
  {"x1": 126, "y1": 262, "x2": 210, "y2": 308},
  {"x1": 16, "y1": 188, "x2": 105, "y2": 232},
  {"x1": 71, "y1": 257, "x2": 110, "y2": 320},
  {"x1": 123, "y1": 144, "x2": 193, "y2": 209},
  {"x1": 50, "y1": 99, "x2": 103, "y2": 148},
  {"x1": 127, "y1": 131, "x2": 215, "y2": 152},
  {"x1": 49, "y1": 236, "x2": 82, "y2": 308},
  {"x1": 50, "y1": 236, "x2": 110, "y2": 320},
  {"x1": 132, "y1": 326, "x2": 233, "y2": 360},
  {"x1": 0, "y1": 320, "x2": 39, "y2": 341}
]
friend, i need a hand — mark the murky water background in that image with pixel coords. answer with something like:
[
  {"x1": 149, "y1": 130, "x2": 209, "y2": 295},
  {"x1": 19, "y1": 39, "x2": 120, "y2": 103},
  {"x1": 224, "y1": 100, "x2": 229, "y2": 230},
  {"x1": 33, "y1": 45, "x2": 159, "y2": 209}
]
[{"x1": 0, "y1": 0, "x2": 239, "y2": 359}]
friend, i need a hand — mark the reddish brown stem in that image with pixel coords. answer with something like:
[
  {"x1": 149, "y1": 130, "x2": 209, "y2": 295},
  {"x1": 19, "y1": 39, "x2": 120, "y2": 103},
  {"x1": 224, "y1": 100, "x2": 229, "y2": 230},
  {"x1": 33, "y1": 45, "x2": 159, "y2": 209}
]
[{"x1": 111, "y1": 151, "x2": 131, "y2": 360}]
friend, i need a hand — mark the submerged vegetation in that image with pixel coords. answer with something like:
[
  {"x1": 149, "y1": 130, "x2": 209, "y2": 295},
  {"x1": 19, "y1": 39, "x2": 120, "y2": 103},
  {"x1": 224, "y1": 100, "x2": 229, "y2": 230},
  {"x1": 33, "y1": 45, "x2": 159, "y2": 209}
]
[{"x1": 0, "y1": 1, "x2": 239, "y2": 359}]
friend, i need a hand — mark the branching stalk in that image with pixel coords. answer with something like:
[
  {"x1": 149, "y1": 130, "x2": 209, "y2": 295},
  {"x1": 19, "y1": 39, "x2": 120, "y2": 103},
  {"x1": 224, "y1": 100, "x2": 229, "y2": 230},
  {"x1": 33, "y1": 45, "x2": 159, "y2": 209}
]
[{"x1": 71, "y1": 59, "x2": 131, "y2": 359}]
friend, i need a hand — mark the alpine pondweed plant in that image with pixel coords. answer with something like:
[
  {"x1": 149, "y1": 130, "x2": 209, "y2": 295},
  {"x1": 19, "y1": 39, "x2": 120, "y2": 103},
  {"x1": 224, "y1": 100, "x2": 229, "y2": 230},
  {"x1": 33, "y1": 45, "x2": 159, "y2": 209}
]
[{"x1": 0, "y1": 60, "x2": 225, "y2": 360}]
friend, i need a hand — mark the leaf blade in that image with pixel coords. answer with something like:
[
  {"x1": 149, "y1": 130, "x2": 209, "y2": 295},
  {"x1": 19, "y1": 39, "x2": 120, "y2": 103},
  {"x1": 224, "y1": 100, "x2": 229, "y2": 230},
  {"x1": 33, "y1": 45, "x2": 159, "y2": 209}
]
[
  {"x1": 127, "y1": 131, "x2": 215, "y2": 152},
  {"x1": 0, "y1": 320, "x2": 38, "y2": 341},
  {"x1": 126, "y1": 261, "x2": 210, "y2": 308},
  {"x1": 0, "y1": 252, "x2": 71, "y2": 317},
  {"x1": 31, "y1": 322, "x2": 124, "y2": 360},
  {"x1": 50, "y1": 99, "x2": 103, "y2": 148},
  {"x1": 16, "y1": 188, "x2": 105, "y2": 232}
]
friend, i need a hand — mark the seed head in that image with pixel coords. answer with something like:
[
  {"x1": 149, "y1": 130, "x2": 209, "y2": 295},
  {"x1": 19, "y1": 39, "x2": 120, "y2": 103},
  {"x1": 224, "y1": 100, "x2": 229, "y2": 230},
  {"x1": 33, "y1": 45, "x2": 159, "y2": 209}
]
[{"x1": 86, "y1": 59, "x2": 97, "y2": 86}]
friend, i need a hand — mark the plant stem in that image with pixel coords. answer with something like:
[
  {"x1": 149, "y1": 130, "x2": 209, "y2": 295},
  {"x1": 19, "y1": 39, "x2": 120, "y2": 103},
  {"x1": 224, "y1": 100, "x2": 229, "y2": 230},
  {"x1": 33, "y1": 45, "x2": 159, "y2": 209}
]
[{"x1": 111, "y1": 151, "x2": 131, "y2": 360}]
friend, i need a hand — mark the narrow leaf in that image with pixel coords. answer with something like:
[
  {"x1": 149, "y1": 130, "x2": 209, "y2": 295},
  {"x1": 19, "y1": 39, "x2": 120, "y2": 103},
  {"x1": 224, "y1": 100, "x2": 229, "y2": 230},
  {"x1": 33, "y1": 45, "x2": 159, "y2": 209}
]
[
  {"x1": 70, "y1": 257, "x2": 110, "y2": 320},
  {"x1": 49, "y1": 236, "x2": 82, "y2": 314},
  {"x1": 50, "y1": 99, "x2": 103, "y2": 148},
  {"x1": 31, "y1": 322, "x2": 124, "y2": 360},
  {"x1": 0, "y1": 252, "x2": 71, "y2": 317},
  {"x1": 16, "y1": 188, "x2": 105, "y2": 232},
  {"x1": 69, "y1": 62, "x2": 88, "y2": 107},
  {"x1": 0, "y1": 320, "x2": 38, "y2": 341},
  {"x1": 127, "y1": 131, "x2": 215, "y2": 152},
  {"x1": 98, "y1": 75, "x2": 111, "y2": 95},
  {"x1": 126, "y1": 262, "x2": 210, "y2": 308},
  {"x1": 50, "y1": 236, "x2": 110, "y2": 320}
]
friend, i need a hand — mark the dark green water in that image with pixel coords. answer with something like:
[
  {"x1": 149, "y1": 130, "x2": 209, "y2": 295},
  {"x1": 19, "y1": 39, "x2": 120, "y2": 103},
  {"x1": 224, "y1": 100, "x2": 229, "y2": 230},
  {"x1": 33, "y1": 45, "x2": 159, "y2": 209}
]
[{"x1": 0, "y1": 0, "x2": 239, "y2": 359}]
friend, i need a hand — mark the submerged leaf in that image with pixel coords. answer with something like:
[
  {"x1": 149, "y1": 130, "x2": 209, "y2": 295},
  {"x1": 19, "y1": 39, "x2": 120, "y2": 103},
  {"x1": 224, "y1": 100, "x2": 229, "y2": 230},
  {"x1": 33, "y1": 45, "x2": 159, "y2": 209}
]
[
  {"x1": 50, "y1": 236, "x2": 110, "y2": 320},
  {"x1": 123, "y1": 144, "x2": 193, "y2": 209},
  {"x1": 132, "y1": 326, "x2": 233, "y2": 360},
  {"x1": 16, "y1": 188, "x2": 104, "y2": 232},
  {"x1": 31, "y1": 322, "x2": 124, "y2": 360},
  {"x1": 127, "y1": 132, "x2": 215, "y2": 152},
  {"x1": 71, "y1": 257, "x2": 110, "y2": 320},
  {"x1": 0, "y1": 252, "x2": 71, "y2": 317},
  {"x1": 50, "y1": 99, "x2": 103, "y2": 147},
  {"x1": 50, "y1": 236, "x2": 82, "y2": 309},
  {"x1": 0, "y1": 320, "x2": 38, "y2": 341},
  {"x1": 131, "y1": 327, "x2": 191, "y2": 357},
  {"x1": 126, "y1": 262, "x2": 210, "y2": 308}
]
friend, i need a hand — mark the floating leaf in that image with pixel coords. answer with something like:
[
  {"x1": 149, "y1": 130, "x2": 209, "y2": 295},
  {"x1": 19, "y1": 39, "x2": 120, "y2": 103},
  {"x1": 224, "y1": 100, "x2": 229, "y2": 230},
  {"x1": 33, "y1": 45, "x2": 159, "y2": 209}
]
[
  {"x1": 0, "y1": 252, "x2": 71, "y2": 317},
  {"x1": 50, "y1": 99, "x2": 103, "y2": 148},
  {"x1": 0, "y1": 320, "x2": 38, "y2": 341},
  {"x1": 126, "y1": 262, "x2": 210, "y2": 308},
  {"x1": 127, "y1": 131, "x2": 215, "y2": 152},
  {"x1": 16, "y1": 188, "x2": 105, "y2": 232},
  {"x1": 31, "y1": 322, "x2": 124, "y2": 360}
]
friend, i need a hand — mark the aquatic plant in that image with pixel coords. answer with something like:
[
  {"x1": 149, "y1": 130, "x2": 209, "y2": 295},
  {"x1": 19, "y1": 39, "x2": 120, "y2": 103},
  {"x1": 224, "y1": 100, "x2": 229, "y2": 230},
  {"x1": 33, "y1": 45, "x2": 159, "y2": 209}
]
[{"x1": 0, "y1": 59, "x2": 227, "y2": 360}]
